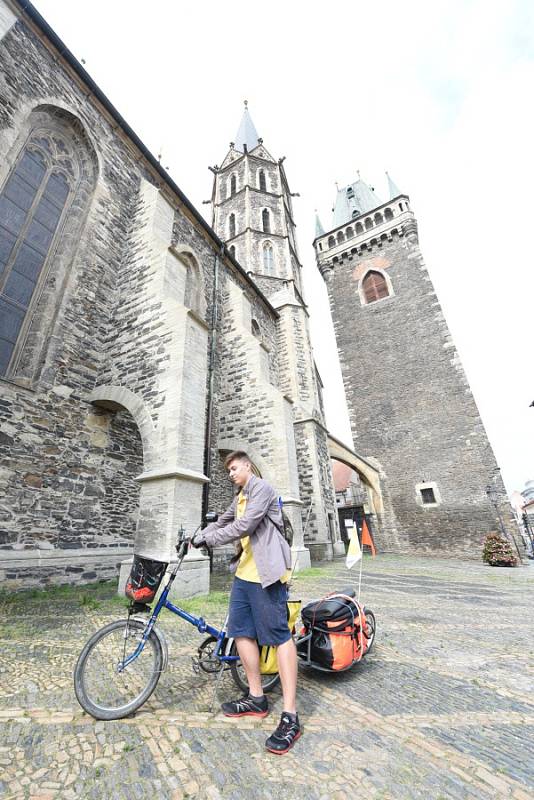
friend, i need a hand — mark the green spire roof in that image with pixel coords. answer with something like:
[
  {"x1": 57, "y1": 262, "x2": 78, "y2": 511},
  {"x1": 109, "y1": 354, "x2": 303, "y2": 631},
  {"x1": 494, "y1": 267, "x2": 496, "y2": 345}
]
[
  {"x1": 333, "y1": 177, "x2": 383, "y2": 227},
  {"x1": 386, "y1": 171, "x2": 402, "y2": 199},
  {"x1": 315, "y1": 212, "x2": 325, "y2": 238},
  {"x1": 234, "y1": 101, "x2": 260, "y2": 153}
]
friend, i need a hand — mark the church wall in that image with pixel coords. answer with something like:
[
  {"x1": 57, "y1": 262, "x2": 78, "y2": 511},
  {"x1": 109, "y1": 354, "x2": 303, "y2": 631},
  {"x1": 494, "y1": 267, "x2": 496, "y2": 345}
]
[{"x1": 323, "y1": 223, "x2": 518, "y2": 558}]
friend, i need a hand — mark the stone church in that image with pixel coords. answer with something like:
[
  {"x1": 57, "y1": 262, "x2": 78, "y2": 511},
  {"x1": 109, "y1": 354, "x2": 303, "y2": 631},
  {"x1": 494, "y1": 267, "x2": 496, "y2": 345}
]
[
  {"x1": 0, "y1": 0, "x2": 345, "y2": 588},
  {"x1": 0, "y1": 0, "x2": 519, "y2": 589}
]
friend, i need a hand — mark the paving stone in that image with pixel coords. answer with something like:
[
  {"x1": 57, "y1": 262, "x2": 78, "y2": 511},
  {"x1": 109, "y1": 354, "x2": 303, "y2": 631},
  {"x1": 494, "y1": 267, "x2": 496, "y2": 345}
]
[{"x1": 1, "y1": 555, "x2": 533, "y2": 799}]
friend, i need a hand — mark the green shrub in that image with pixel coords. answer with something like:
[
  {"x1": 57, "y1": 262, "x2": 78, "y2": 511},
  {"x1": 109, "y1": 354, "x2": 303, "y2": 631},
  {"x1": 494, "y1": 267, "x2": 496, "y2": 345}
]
[{"x1": 482, "y1": 532, "x2": 517, "y2": 567}]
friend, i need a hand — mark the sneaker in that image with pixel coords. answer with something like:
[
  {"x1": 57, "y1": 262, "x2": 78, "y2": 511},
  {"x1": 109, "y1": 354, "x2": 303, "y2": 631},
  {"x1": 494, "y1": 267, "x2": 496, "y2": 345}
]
[
  {"x1": 221, "y1": 694, "x2": 269, "y2": 718},
  {"x1": 265, "y1": 712, "x2": 301, "y2": 754}
]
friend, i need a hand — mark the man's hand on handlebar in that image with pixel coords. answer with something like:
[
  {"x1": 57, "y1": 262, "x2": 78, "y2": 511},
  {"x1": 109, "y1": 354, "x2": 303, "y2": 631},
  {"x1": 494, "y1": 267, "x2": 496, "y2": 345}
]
[{"x1": 191, "y1": 533, "x2": 207, "y2": 549}]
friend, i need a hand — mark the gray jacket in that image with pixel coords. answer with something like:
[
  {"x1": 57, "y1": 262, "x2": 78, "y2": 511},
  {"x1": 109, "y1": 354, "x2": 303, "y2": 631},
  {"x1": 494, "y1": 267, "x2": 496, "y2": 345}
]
[{"x1": 202, "y1": 474, "x2": 291, "y2": 588}]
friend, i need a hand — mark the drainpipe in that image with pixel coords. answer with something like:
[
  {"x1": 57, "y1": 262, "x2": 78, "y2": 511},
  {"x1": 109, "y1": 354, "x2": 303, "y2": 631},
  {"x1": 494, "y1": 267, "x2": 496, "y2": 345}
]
[{"x1": 202, "y1": 245, "x2": 223, "y2": 530}]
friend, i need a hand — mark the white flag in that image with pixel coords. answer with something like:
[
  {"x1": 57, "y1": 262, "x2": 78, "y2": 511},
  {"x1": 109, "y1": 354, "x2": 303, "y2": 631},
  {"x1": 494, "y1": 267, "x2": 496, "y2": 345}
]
[{"x1": 346, "y1": 530, "x2": 362, "y2": 569}]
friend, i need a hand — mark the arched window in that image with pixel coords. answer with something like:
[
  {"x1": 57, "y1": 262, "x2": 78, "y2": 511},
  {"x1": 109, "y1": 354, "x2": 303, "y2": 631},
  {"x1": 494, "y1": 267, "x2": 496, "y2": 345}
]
[
  {"x1": 351, "y1": 210, "x2": 360, "y2": 219},
  {"x1": 228, "y1": 213, "x2": 236, "y2": 238},
  {"x1": 336, "y1": 231, "x2": 345, "y2": 244},
  {"x1": 0, "y1": 131, "x2": 79, "y2": 376},
  {"x1": 328, "y1": 236, "x2": 335, "y2": 247},
  {"x1": 355, "y1": 222, "x2": 363, "y2": 235},
  {"x1": 229, "y1": 244, "x2": 236, "y2": 259},
  {"x1": 263, "y1": 242, "x2": 274, "y2": 275},
  {"x1": 364, "y1": 218, "x2": 373, "y2": 230},
  {"x1": 230, "y1": 174, "x2": 237, "y2": 195},
  {"x1": 384, "y1": 207, "x2": 394, "y2": 221},
  {"x1": 346, "y1": 226, "x2": 354, "y2": 239},
  {"x1": 374, "y1": 212, "x2": 383, "y2": 225},
  {"x1": 262, "y1": 209, "x2": 271, "y2": 233},
  {"x1": 258, "y1": 170, "x2": 266, "y2": 191},
  {"x1": 362, "y1": 270, "x2": 390, "y2": 304}
]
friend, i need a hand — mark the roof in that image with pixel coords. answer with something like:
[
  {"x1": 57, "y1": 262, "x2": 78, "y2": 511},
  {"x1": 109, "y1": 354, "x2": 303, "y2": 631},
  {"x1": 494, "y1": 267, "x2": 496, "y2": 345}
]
[
  {"x1": 333, "y1": 178, "x2": 383, "y2": 227},
  {"x1": 315, "y1": 213, "x2": 325, "y2": 238},
  {"x1": 234, "y1": 103, "x2": 260, "y2": 153},
  {"x1": 386, "y1": 171, "x2": 402, "y2": 199}
]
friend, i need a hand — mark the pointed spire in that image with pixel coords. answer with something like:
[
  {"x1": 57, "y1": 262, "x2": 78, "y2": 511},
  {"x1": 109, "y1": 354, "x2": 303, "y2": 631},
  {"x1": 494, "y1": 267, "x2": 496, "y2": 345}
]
[
  {"x1": 234, "y1": 100, "x2": 260, "y2": 153},
  {"x1": 386, "y1": 171, "x2": 402, "y2": 199},
  {"x1": 332, "y1": 177, "x2": 383, "y2": 227},
  {"x1": 315, "y1": 211, "x2": 325, "y2": 238}
]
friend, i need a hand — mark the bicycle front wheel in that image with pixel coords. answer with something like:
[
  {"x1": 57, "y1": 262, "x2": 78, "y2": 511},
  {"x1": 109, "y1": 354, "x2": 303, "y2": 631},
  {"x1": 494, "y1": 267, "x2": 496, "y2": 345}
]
[{"x1": 74, "y1": 618, "x2": 163, "y2": 720}]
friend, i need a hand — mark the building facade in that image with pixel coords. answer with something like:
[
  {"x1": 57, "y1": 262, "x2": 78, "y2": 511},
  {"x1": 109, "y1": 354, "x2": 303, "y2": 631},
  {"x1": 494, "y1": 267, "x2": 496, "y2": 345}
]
[
  {"x1": 0, "y1": 0, "x2": 340, "y2": 587},
  {"x1": 315, "y1": 176, "x2": 519, "y2": 558}
]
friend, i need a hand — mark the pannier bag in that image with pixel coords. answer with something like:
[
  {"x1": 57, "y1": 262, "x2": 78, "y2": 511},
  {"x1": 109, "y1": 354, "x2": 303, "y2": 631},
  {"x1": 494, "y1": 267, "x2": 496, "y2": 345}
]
[
  {"x1": 259, "y1": 599, "x2": 301, "y2": 674},
  {"x1": 298, "y1": 593, "x2": 367, "y2": 671},
  {"x1": 125, "y1": 555, "x2": 168, "y2": 604}
]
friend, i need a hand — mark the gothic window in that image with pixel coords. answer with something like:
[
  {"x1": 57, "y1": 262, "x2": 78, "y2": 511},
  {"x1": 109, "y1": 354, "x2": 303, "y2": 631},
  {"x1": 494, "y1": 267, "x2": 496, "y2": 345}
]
[
  {"x1": 374, "y1": 212, "x2": 383, "y2": 225},
  {"x1": 328, "y1": 236, "x2": 335, "y2": 247},
  {"x1": 384, "y1": 208, "x2": 394, "y2": 220},
  {"x1": 355, "y1": 222, "x2": 363, "y2": 235},
  {"x1": 230, "y1": 174, "x2": 237, "y2": 195},
  {"x1": 362, "y1": 270, "x2": 390, "y2": 304},
  {"x1": 364, "y1": 217, "x2": 373, "y2": 230},
  {"x1": 336, "y1": 231, "x2": 345, "y2": 244},
  {"x1": 263, "y1": 242, "x2": 274, "y2": 275},
  {"x1": 229, "y1": 244, "x2": 236, "y2": 259},
  {"x1": 258, "y1": 170, "x2": 266, "y2": 191},
  {"x1": 346, "y1": 226, "x2": 354, "y2": 239},
  {"x1": 262, "y1": 209, "x2": 271, "y2": 233},
  {"x1": 228, "y1": 213, "x2": 236, "y2": 238},
  {"x1": 0, "y1": 133, "x2": 77, "y2": 377}
]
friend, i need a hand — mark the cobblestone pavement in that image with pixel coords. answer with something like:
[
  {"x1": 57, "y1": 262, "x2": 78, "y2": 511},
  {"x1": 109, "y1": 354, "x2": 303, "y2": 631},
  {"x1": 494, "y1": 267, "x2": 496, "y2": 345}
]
[{"x1": 1, "y1": 554, "x2": 533, "y2": 800}]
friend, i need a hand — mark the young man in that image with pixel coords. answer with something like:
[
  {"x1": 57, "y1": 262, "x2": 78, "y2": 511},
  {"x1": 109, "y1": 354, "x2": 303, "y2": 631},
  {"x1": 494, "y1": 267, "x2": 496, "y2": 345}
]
[{"x1": 193, "y1": 451, "x2": 301, "y2": 754}]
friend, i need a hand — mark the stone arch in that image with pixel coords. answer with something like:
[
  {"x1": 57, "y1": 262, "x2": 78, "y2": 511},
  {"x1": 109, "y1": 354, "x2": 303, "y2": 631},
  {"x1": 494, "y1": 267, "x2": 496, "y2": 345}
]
[
  {"x1": 328, "y1": 435, "x2": 383, "y2": 514},
  {"x1": 88, "y1": 384, "x2": 156, "y2": 469},
  {"x1": 217, "y1": 440, "x2": 274, "y2": 485}
]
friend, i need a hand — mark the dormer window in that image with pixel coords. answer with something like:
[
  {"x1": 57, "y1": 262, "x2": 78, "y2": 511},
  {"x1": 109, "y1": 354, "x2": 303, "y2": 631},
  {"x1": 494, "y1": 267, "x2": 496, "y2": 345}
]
[
  {"x1": 346, "y1": 187, "x2": 354, "y2": 197},
  {"x1": 351, "y1": 210, "x2": 360, "y2": 219}
]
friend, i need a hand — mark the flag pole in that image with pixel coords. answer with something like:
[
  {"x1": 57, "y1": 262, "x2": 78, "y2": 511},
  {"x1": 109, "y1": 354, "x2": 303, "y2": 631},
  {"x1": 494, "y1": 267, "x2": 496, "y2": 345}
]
[{"x1": 357, "y1": 528, "x2": 364, "y2": 602}]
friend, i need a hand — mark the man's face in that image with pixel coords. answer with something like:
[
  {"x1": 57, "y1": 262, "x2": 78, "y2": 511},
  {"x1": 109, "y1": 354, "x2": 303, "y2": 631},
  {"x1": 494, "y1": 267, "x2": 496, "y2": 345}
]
[{"x1": 227, "y1": 458, "x2": 252, "y2": 488}]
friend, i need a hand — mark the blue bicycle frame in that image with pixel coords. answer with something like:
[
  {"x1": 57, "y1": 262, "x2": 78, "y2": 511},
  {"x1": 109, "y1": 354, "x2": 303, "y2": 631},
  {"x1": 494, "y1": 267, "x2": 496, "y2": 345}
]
[{"x1": 119, "y1": 547, "x2": 239, "y2": 672}]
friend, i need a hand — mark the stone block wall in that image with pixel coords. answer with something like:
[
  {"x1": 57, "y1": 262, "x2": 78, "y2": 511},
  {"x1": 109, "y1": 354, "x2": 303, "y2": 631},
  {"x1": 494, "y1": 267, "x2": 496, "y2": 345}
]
[{"x1": 322, "y1": 219, "x2": 518, "y2": 557}]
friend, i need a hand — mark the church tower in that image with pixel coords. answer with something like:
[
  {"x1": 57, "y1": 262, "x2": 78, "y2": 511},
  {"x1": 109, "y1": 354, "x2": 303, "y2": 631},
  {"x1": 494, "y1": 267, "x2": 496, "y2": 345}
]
[
  {"x1": 211, "y1": 104, "x2": 342, "y2": 560},
  {"x1": 315, "y1": 176, "x2": 519, "y2": 558}
]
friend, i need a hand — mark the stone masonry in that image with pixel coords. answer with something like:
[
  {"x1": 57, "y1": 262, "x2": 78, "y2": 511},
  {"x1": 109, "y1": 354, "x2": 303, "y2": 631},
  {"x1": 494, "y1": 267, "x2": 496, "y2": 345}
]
[{"x1": 315, "y1": 188, "x2": 519, "y2": 558}]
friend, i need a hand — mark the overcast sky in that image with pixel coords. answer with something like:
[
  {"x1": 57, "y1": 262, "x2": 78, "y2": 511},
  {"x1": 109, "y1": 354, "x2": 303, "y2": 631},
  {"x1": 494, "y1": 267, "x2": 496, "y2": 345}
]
[{"x1": 32, "y1": 0, "x2": 534, "y2": 495}]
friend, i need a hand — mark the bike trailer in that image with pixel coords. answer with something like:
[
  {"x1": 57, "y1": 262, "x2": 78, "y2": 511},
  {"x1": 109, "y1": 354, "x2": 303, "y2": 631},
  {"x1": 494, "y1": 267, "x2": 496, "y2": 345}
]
[
  {"x1": 296, "y1": 590, "x2": 370, "y2": 672},
  {"x1": 125, "y1": 554, "x2": 168, "y2": 604}
]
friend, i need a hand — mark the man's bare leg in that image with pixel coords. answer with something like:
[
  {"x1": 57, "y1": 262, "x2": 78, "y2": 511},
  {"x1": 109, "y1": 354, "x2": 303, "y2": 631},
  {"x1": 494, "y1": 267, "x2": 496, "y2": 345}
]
[
  {"x1": 276, "y1": 637, "x2": 297, "y2": 713},
  {"x1": 235, "y1": 636, "x2": 263, "y2": 697}
]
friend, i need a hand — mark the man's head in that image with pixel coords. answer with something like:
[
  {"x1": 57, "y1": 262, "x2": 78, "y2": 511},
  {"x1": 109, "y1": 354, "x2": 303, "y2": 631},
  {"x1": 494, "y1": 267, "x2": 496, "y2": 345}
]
[{"x1": 224, "y1": 451, "x2": 253, "y2": 488}]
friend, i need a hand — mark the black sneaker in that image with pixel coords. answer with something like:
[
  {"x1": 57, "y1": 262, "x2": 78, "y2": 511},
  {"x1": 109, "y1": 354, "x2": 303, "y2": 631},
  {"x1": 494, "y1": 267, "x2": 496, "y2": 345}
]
[
  {"x1": 265, "y1": 712, "x2": 301, "y2": 754},
  {"x1": 221, "y1": 694, "x2": 269, "y2": 718}
]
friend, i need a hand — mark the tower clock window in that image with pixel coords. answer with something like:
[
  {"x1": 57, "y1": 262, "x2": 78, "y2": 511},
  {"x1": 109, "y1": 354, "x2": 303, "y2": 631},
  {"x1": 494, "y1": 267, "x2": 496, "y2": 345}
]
[
  {"x1": 262, "y1": 208, "x2": 271, "y2": 233},
  {"x1": 362, "y1": 270, "x2": 390, "y2": 304}
]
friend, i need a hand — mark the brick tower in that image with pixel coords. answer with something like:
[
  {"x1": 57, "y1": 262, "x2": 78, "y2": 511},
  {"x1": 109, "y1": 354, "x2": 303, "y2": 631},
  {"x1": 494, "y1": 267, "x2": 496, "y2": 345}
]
[
  {"x1": 210, "y1": 104, "x2": 342, "y2": 560},
  {"x1": 314, "y1": 174, "x2": 519, "y2": 558}
]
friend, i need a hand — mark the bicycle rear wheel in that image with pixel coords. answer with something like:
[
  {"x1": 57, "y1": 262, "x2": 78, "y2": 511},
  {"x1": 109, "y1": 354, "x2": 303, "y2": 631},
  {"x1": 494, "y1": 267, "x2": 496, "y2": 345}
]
[
  {"x1": 74, "y1": 618, "x2": 163, "y2": 720},
  {"x1": 229, "y1": 641, "x2": 280, "y2": 693}
]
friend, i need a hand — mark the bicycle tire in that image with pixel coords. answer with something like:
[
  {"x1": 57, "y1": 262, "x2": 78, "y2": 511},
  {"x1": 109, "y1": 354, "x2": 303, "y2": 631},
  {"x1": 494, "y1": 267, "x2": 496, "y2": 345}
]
[
  {"x1": 363, "y1": 609, "x2": 376, "y2": 654},
  {"x1": 229, "y1": 641, "x2": 280, "y2": 693},
  {"x1": 74, "y1": 618, "x2": 163, "y2": 720}
]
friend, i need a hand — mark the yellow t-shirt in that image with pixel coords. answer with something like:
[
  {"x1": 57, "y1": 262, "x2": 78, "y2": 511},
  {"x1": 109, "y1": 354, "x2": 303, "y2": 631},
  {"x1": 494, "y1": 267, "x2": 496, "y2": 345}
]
[{"x1": 235, "y1": 490, "x2": 290, "y2": 583}]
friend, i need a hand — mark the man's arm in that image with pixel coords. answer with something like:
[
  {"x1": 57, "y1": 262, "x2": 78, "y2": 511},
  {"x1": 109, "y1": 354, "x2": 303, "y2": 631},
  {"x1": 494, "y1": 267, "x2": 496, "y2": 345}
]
[{"x1": 203, "y1": 482, "x2": 274, "y2": 548}]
